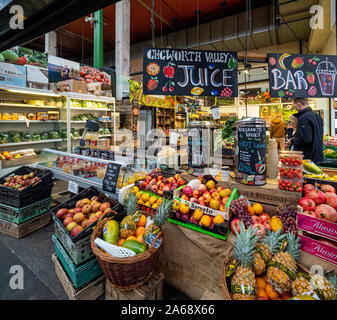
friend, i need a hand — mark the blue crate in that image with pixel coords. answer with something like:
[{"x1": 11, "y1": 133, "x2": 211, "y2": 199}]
[{"x1": 52, "y1": 234, "x2": 102, "y2": 289}]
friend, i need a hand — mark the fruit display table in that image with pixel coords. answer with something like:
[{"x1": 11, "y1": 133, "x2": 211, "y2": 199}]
[{"x1": 158, "y1": 222, "x2": 337, "y2": 300}]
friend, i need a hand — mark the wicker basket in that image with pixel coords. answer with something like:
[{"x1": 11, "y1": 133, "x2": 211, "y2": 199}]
[
  {"x1": 220, "y1": 247, "x2": 310, "y2": 300},
  {"x1": 91, "y1": 212, "x2": 164, "y2": 290}
]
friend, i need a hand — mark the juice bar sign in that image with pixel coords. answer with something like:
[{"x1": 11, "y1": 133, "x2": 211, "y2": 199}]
[
  {"x1": 268, "y1": 53, "x2": 337, "y2": 98},
  {"x1": 143, "y1": 47, "x2": 238, "y2": 97}
]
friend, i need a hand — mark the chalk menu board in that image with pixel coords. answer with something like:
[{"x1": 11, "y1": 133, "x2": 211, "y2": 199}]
[
  {"x1": 103, "y1": 163, "x2": 121, "y2": 194},
  {"x1": 238, "y1": 127, "x2": 266, "y2": 176},
  {"x1": 268, "y1": 53, "x2": 337, "y2": 98},
  {"x1": 143, "y1": 47, "x2": 238, "y2": 97}
]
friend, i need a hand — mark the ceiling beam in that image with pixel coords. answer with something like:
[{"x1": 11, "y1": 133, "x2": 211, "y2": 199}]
[{"x1": 135, "y1": 0, "x2": 175, "y2": 30}]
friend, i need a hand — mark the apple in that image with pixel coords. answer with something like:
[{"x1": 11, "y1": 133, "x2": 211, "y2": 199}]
[
  {"x1": 95, "y1": 211, "x2": 104, "y2": 219},
  {"x1": 81, "y1": 198, "x2": 90, "y2": 205},
  {"x1": 263, "y1": 219, "x2": 271, "y2": 231},
  {"x1": 167, "y1": 177, "x2": 174, "y2": 183},
  {"x1": 251, "y1": 215, "x2": 261, "y2": 224},
  {"x1": 230, "y1": 218, "x2": 241, "y2": 235},
  {"x1": 81, "y1": 219, "x2": 89, "y2": 228},
  {"x1": 203, "y1": 193, "x2": 212, "y2": 203},
  {"x1": 157, "y1": 189, "x2": 164, "y2": 195},
  {"x1": 162, "y1": 186, "x2": 170, "y2": 192},
  {"x1": 66, "y1": 221, "x2": 77, "y2": 232},
  {"x1": 222, "y1": 196, "x2": 230, "y2": 206},
  {"x1": 82, "y1": 204, "x2": 92, "y2": 214},
  {"x1": 181, "y1": 194, "x2": 190, "y2": 201},
  {"x1": 76, "y1": 200, "x2": 83, "y2": 208},
  {"x1": 140, "y1": 181, "x2": 148, "y2": 189},
  {"x1": 180, "y1": 214, "x2": 189, "y2": 221},
  {"x1": 73, "y1": 212, "x2": 85, "y2": 224},
  {"x1": 198, "y1": 200, "x2": 206, "y2": 206},
  {"x1": 71, "y1": 225, "x2": 84, "y2": 237},
  {"x1": 91, "y1": 202, "x2": 101, "y2": 213},
  {"x1": 157, "y1": 175, "x2": 164, "y2": 181},
  {"x1": 91, "y1": 196, "x2": 100, "y2": 202},
  {"x1": 63, "y1": 217, "x2": 73, "y2": 227},
  {"x1": 56, "y1": 208, "x2": 68, "y2": 220},
  {"x1": 217, "y1": 186, "x2": 224, "y2": 193},
  {"x1": 104, "y1": 208, "x2": 113, "y2": 215},
  {"x1": 64, "y1": 212, "x2": 74, "y2": 219},
  {"x1": 174, "y1": 174, "x2": 181, "y2": 181},
  {"x1": 151, "y1": 184, "x2": 159, "y2": 193},
  {"x1": 190, "y1": 197, "x2": 198, "y2": 203},
  {"x1": 259, "y1": 213, "x2": 270, "y2": 224},
  {"x1": 149, "y1": 179, "x2": 157, "y2": 186},
  {"x1": 73, "y1": 207, "x2": 82, "y2": 214},
  {"x1": 193, "y1": 190, "x2": 200, "y2": 199},
  {"x1": 145, "y1": 184, "x2": 152, "y2": 191},
  {"x1": 87, "y1": 216, "x2": 98, "y2": 226},
  {"x1": 212, "y1": 191, "x2": 220, "y2": 200},
  {"x1": 100, "y1": 202, "x2": 110, "y2": 212}
]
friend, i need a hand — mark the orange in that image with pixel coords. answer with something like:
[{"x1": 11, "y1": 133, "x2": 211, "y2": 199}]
[
  {"x1": 256, "y1": 277, "x2": 267, "y2": 289},
  {"x1": 144, "y1": 201, "x2": 151, "y2": 207},
  {"x1": 199, "y1": 215, "x2": 211, "y2": 227},
  {"x1": 137, "y1": 199, "x2": 145, "y2": 205},
  {"x1": 126, "y1": 236, "x2": 137, "y2": 241},
  {"x1": 257, "y1": 288, "x2": 269, "y2": 300},
  {"x1": 179, "y1": 203, "x2": 189, "y2": 215},
  {"x1": 141, "y1": 193, "x2": 150, "y2": 202},
  {"x1": 135, "y1": 227, "x2": 145, "y2": 237},
  {"x1": 117, "y1": 239, "x2": 126, "y2": 246},
  {"x1": 136, "y1": 234, "x2": 144, "y2": 243},
  {"x1": 131, "y1": 186, "x2": 139, "y2": 194},
  {"x1": 193, "y1": 209, "x2": 204, "y2": 221},
  {"x1": 149, "y1": 196, "x2": 157, "y2": 205},
  {"x1": 247, "y1": 205, "x2": 256, "y2": 216},
  {"x1": 265, "y1": 284, "x2": 279, "y2": 300},
  {"x1": 172, "y1": 202, "x2": 180, "y2": 212},
  {"x1": 252, "y1": 203, "x2": 263, "y2": 215},
  {"x1": 213, "y1": 214, "x2": 225, "y2": 224},
  {"x1": 137, "y1": 215, "x2": 147, "y2": 227},
  {"x1": 152, "y1": 203, "x2": 159, "y2": 209},
  {"x1": 136, "y1": 192, "x2": 142, "y2": 199}
]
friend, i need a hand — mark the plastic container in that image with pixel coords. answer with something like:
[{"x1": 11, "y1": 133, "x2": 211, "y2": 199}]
[
  {"x1": 279, "y1": 167, "x2": 303, "y2": 180},
  {"x1": 279, "y1": 151, "x2": 303, "y2": 167},
  {"x1": 278, "y1": 179, "x2": 303, "y2": 192},
  {"x1": 52, "y1": 235, "x2": 102, "y2": 288},
  {"x1": 0, "y1": 197, "x2": 52, "y2": 224}
]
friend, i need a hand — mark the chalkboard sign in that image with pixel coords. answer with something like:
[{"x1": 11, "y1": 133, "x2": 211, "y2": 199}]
[
  {"x1": 143, "y1": 47, "x2": 238, "y2": 97},
  {"x1": 268, "y1": 53, "x2": 337, "y2": 98},
  {"x1": 145, "y1": 232, "x2": 161, "y2": 249},
  {"x1": 238, "y1": 127, "x2": 266, "y2": 176},
  {"x1": 103, "y1": 163, "x2": 121, "y2": 194}
]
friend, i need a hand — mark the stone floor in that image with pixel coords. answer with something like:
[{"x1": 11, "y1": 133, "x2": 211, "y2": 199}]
[{"x1": 0, "y1": 180, "x2": 189, "y2": 300}]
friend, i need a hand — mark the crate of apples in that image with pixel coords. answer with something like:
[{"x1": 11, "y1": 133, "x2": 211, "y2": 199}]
[
  {"x1": 1, "y1": 172, "x2": 40, "y2": 191},
  {"x1": 55, "y1": 193, "x2": 118, "y2": 239},
  {"x1": 137, "y1": 168, "x2": 186, "y2": 198}
]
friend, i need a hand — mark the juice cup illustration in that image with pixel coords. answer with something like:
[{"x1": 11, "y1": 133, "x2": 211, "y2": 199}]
[{"x1": 316, "y1": 58, "x2": 337, "y2": 96}]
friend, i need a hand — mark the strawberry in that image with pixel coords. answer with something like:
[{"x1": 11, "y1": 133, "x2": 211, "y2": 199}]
[
  {"x1": 17, "y1": 56, "x2": 27, "y2": 65},
  {"x1": 147, "y1": 78, "x2": 158, "y2": 91},
  {"x1": 306, "y1": 72, "x2": 315, "y2": 84}
]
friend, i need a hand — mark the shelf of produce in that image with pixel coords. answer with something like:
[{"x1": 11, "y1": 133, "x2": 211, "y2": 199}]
[
  {"x1": 70, "y1": 107, "x2": 114, "y2": 111},
  {"x1": 61, "y1": 92, "x2": 115, "y2": 103},
  {"x1": 0, "y1": 103, "x2": 62, "y2": 109},
  {"x1": 0, "y1": 139, "x2": 63, "y2": 147},
  {"x1": 0, "y1": 120, "x2": 64, "y2": 123}
]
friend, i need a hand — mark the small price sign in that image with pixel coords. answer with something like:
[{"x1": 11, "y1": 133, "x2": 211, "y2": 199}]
[
  {"x1": 145, "y1": 233, "x2": 161, "y2": 249},
  {"x1": 103, "y1": 163, "x2": 121, "y2": 194},
  {"x1": 68, "y1": 181, "x2": 79, "y2": 194}
]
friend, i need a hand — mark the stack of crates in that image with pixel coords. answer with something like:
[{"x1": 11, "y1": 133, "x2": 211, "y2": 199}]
[
  {"x1": 0, "y1": 166, "x2": 53, "y2": 239},
  {"x1": 51, "y1": 186, "x2": 122, "y2": 300}
]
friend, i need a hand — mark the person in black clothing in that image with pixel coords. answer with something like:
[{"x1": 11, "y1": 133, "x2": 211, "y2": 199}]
[{"x1": 285, "y1": 98, "x2": 324, "y2": 163}]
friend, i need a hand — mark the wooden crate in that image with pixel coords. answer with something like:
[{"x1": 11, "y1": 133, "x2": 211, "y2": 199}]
[
  {"x1": 0, "y1": 212, "x2": 51, "y2": 239},
  {"x1": 105, "y1": 272, "x2": 164, "y2": 300},
  {"x1": 52, "y1": 253, "x2": 105, "y2": 300}
]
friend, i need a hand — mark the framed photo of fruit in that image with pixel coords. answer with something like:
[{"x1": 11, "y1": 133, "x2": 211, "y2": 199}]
[
  {"x1": 143, "y1": 47, "x2": 238, "y2": 97},
  {"x1": 268, "y1": 53, "x2": 337, "y2": 98}
]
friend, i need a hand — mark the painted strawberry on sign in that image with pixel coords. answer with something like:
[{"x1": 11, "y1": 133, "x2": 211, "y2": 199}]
[
  {"x1": 163, "y1": 62, "x2": 176, "y2": 78},
  {"x1": 306, "y1": 72, "x2": 315, "y2": 84},
  {"x1": 147, "y1": 77, "x2": 158, "y2": 91}
]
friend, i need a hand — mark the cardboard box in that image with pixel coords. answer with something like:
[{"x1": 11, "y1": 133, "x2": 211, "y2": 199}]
[
  {"x1": 299, "y1": 234, "x2": 337, "y2": 266},
  {"x1": 87, "y1": 82, "x2": 102, "y2": 92},
  {"x1": 55, "y1": 79, "x2": 87, "y2": 93},
  {"x1": 298, "y1": 212, "x2": 337, "y2": 243},
  {"x1": 0, "y1": 61, "x2": 26, "y2": 87},
  {"x1": 26, "y1": 65, "x2": 48, "y2": 90}
]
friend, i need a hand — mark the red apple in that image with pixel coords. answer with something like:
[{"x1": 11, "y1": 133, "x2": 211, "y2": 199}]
[
  {"x1": 91, "y1": 196, "x2": 100, "y2": 202},
  {"x1": 64, "y1": 212, "x2": 74, "y2": 219},
  {"x1": 192, "y1": 190, "x2": 200, "y2": 198},
  {"x1": 63, "y1": 217, "x2": 73, "y2": 227},
  {"x1": 82, "y1": 204, "x2": 92, "y2": 214},
  {"x1": 66, "y1": 221, "x2": 77, "y2": 232},
  {"x1": 217, "y1": 186, "x2": 224, "y2": 193},
  {"x1": 73, "y1": 212, "x2": 85, "y2": 224},
  {"x1": 71, "y1": 225, "x2": 84, "y2": 237},
  {"x1": 100, "y1": 202, "x2": 110, "y2": 212},
  {"x1": 56, "y1": 208, "x2": 68, "y2": 220},
  {"x1": 181, "y1": 194, "x2": 190, "y2": 201},
  {"x1": 177, "y1": 178, "x2": 186, "y2": 186},
  {"x1": 73, "y1": 207, "x2": 82, "y2": 214},
  {"x1": 230, "y1": 218, "x2": 241, "y2": 235},
  {"x1": 95, "y1": 211, "x2": 104, "y2": 219}
]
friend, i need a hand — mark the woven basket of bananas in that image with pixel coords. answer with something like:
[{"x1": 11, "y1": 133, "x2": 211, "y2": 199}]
[
  {"x1": 220, "y1": 223, "x2": 311, "y2": 300},
  {"x1": 91, "y1": 195, "x2": 172, "y2": 290}
]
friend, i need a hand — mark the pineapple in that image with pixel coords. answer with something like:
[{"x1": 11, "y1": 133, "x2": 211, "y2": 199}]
[
  {"x1": 266, "y1": 232, "x2": 301, "y2": 294},
  {"x1": 119, "y1": 192, "x2": 138, "y2": 238},
  {"x1": 253, "y1": 228, "x2": 284, "y2": 275},
  {"x1": 143, "y1": 198, "x2": 172, "y2": 240},
  {"x1": 292, "y1": 272, "x2": 337, "y2": 300},
  {"x1": 230, "y1": 221, "x2": 260, "y2": 300}
]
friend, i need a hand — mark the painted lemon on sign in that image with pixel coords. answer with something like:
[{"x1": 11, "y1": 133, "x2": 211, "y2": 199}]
[{"x1": 191, "y1": 87, "x2": 204, "y2": 96}]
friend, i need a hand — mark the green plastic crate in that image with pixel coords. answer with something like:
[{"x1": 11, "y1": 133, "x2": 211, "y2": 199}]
[
  {"x1": 53, "y1": 217, "x2": 94, "y2": 266},
  {"x1": 0, "y1": 197, "x2": 52, "y2": 224},
  {"x1": 52, "y1": 234, "x2": 102, "y2": 289}
]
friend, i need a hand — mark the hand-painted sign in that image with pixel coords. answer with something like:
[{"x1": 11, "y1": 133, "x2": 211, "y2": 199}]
[
  {"x1": 268, "y1": 53, "x2": 337, "y2": 98},
  {"x1": 143, "y1": 47, "x2": 238, "y2": 97}
]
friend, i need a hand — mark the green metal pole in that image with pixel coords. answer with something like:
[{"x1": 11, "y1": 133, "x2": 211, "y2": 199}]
[{"x1": 94, "y1": 10, "x2": 103, "y2": 69}]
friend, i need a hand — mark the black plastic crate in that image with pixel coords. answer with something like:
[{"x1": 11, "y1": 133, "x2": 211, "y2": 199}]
[
  {"x1": 0, "y1": 166, "x2": 53, "y2": 208},
  {"x1": 51, "y1": 186, "x2": 124, "y2": 244}
]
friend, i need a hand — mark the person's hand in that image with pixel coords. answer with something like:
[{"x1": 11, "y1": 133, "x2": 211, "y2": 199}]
[{"x1": 285, "y1": 139, "x2": 292, "y2": 148}]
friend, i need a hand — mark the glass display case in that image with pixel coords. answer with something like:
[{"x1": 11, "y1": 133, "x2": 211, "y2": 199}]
[{"x1": 36, "y1": 148, "x2": 149, "y2": 201}]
